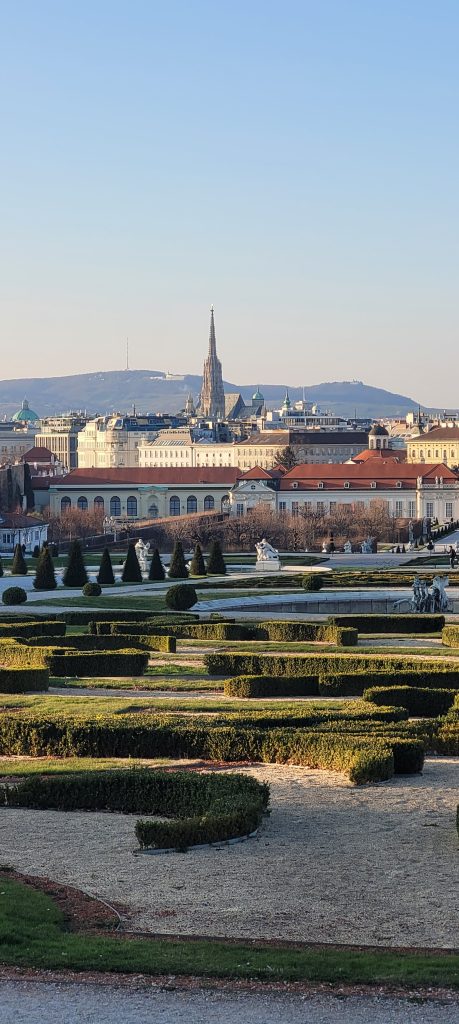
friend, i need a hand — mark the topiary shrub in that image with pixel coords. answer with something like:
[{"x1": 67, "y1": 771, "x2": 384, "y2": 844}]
[
  {"x1": 2, "y1": 586, "x2": 27, "y2": 606},
  {"x1": 189, "y1": 543, "x2": 206, "y2": 577},
  {"x1": 63, "y1": 540, "x2": 88, "y2": 588},
  {"x1": 165, "y1": 584, "x2": 198, "y2": 610},
  {"x1": 121, "y1": 542, "x2": 143, "y2": 583},
  {"x1": 82, "y1": 581, "x2": 102, "y2": 597},
  {"x1": 11, "y1": 543, "x2": 27, "y2": 576},
  {"x1": 303, "y1": 573, "x2": 324, "y2": 591},
  {"x1": 168, "y1": 541, "x2": 188, "y2": 579},
  {"x1": 206, "y1": 539, "x2": 226, "y2": 575},
  {"x1": 33, "y1": 548, "x2": 57, "y2": 590},
  {"x1": 32, "y1": 545, "x2": 40, "y2": 558},
  {"x1": 97, "y1": 547, "x2": 115, "y2": 585},
  {"x1": 148, "y1": 548, "x2": 165, "y2": 581}
]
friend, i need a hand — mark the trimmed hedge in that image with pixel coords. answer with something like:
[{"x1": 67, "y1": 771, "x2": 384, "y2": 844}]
[
  {"x1": 442, "y1": 625, "x2": 459, "y2": 647},
  {"x1": 89, "y1": 614, "x2": 198, "y2": 634},
  {"x1": 251, "y1": 621, "x2": 358, "y2": 646},
  {"x1": 224, "y1": 674, "x2": 319, "y2": 698},
  {"x1": 0, "y1": 714, "x2": 421, "y2": 784},
  {"x1": 0, "y1": 621, "x2": 66, "y2": 638},
  {"x1": 318, "y1": 669, "x2": 459, "y2": 697},
  {"x1": 363, "y1": 685, "x2": 456, "y2": 717},
  {"x1": 205, "y1": 651, "x2": 459, "y2": 683},
  {"x1": 0, "y1": 667, "x2": 49, "y2": 693},
  {"x1": 332, "y1": 614, "x2": 445, "y2": 634},
  {"x1": 47, "y1": 650, "x2": 149, "y2": 678},
  {"x1": 2, "y1": 587, "x2": 27, "y2": 606},
  {"x1": 0, "y1": 640, "x2": 54, "y2": 668},
  {"x1": 3, "y1": 767, "x2": 269, "y2": 852}
]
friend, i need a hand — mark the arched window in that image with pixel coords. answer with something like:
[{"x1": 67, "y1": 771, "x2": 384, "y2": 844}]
[
  {"x1": 127, "y1": 496, "x2": 138, "y2": 517},
  {"x1": 94, "y1": 496, "x2": 104, "y2": 512},
  {"x1": 77, "y1": 496, "x2": 88, "y2": 511},
  {"x1": 148, "y1": 502, "x2": 158, "y2": 519},
  {"x1": 169, "y1": 496, "x2": 180, "y2": 516},
  {"x1": 221, "y1": 494, "x2": 230, "y2": 511},
  {"x1": 61, "y1": 496, "x2": 71, "y2": 513},
  {"x1": 187, "y1": 495, "x2": 197, "y2": 513},
  {"x1": 204, "y1": 495, "x2": 215, "y2": 510},
  {"x1": 110, "y1": 495, "x2": 121, "y2": 516}
]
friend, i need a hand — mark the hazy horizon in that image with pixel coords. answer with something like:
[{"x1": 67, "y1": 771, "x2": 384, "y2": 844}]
[{"x1": 1, "y1": 2, "x2": 458, "y2": 406}]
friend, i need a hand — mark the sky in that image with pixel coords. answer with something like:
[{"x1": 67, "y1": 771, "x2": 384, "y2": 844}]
[{"x1": 1, "y1": 1, "x2": 458, "y2": 405}]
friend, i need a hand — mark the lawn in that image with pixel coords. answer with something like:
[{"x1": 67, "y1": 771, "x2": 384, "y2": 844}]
[
  {"x1": 0, "y1": 693, "x2": 350, "y2": 717},
  {"x1": 53, "y1": 675, "x2": 221, "y2": 692},
  {"x1": 0, "y1": 875, "x2": 457, "y2": 987}
]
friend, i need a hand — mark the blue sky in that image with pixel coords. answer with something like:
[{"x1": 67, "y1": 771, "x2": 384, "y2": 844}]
[{"x1": 1, "y1": 1, "x2": 458, "y2": 405}]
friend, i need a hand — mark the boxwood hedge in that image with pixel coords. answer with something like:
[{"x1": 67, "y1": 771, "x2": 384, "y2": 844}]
[
  {"x1": 47, "y1": 650, "x2": 149, "y2": 678},
  {"x1": 0, "y1": 667, "x2": 49, "y2": 693},
  {"x1": 224, "y1": 674, "x2": 320, "y2": 698},
  {"x1": 331, "y1": 614, "x2": 445, "y2": 634},
  {"x1": 363, "y1": 685, "x2": 456, "y2": 717}
]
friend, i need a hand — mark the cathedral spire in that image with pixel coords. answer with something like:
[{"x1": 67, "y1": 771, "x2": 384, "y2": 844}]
[{"x1": 199, "y1": 306, "x2": 225, "y2": 419}]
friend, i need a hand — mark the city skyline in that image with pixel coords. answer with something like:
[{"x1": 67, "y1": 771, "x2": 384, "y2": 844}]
[{"x1": 1, "y1": 2, "x2": 458, "y2": 405}]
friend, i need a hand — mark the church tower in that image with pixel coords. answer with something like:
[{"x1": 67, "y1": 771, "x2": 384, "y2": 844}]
[{"x1": 199, "y1": 306, "x2": 225, "y2": 419}]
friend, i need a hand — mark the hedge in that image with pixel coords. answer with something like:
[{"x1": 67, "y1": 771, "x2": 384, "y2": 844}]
[
  {"x1": 363, "y1": 685, "x2": 456, "y2": 717},
  {"x1": 318, "y1": 669, "x2": 459, "y2": 697},
  {"x1": 331, "y1": 614, "x2": 445, "y2": 634},
  {"x1": 250, "y1": 621, "x2": 358, "y2": 646},
  {"x1": 441, "y1": 625, "x2": 459, "y2": 647},
  {"x1": 0, "y1": 715, "x2": 418, "y2": 784},
  {"x1": 47, "y1": 650, "x2": 149, "y2": 678},
  {"x1": 2, "y1": 768, "x2": 268, "y2": 851},
  {"x1": 205, "y1": 651, "x2": 459, "y2": 681},
  {"x1": 89, "y1": 614, "x2": 199, "y2": 634},
  {"x1": 224, "y1": 674, "x2": 320, "y2": 698},
  {"x1": 433, "y1": 723, "x2": 459, "y2": 755},
  {"x1": 0, "y1": 621, "x2": 66, "y2": 638},
  {"x1": 0, "y1": 667, "x2": 49, "y2": 693},
  {"x1": 0, "y1": 640, "x2": 54, "y2": 668}
]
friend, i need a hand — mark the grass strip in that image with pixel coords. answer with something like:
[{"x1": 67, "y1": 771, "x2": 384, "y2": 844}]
[{"x1": 0, "y1": 878, "x2": 457, "y2": 987}]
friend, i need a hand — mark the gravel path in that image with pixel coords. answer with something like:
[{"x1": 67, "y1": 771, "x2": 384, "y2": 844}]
[
  {"x1": 1, "y1": 758, "x2": 457, "y2": 948},
  {"x1": 0, "y1": 980, "x2": 457, "y2": 1024}
]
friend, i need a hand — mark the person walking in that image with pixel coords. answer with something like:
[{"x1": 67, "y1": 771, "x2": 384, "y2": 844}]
[{"x1": 449, "y1": 545, "x2": 456, "y2": 570}]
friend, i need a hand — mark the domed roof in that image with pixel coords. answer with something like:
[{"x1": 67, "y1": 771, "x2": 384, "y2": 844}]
[
  {"x1": 252, "y1": 387, "x2": 264, "y2": 402},
  {"x1": 12, "y1": 398, "x2": 39, "y2": 423},
  {"x1": 369, "y1": 423, "x2": 388, "y2": 436}
]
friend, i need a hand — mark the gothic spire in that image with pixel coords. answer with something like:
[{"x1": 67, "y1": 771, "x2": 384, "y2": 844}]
[
  {"x1": 209, "y1": 305, "x2": 217, "y2": 357},
  {"x1": 199, "y1": 306, "x2": 225, "y2": 419}
]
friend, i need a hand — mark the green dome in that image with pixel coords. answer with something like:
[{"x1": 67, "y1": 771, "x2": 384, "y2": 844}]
[
  {"x1": 252, "y1": 387, "x2": 264, "y2": 402},
  {"x1": 12, "y1": 398, "x2": 39, "y2": 423}
]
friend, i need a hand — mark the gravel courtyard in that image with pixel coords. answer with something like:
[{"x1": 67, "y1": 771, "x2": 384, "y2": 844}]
[{"x1": 1, "y1": 758, "x2": 457, "y2": 948}]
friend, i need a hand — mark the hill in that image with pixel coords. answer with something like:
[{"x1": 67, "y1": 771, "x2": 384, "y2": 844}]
[{"x1": 0, "y1": 371, "x2": 420, "y2": 420}]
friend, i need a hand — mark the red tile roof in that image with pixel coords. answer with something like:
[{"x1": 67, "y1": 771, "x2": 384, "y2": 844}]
[
  {"x1": 279, "y1": 462, "x2": 458, "y2": 491},
  {"x1": 238, "y1": 466, "x2": 274, "y2": 479},
  {"x1": 350, "y1": 449, "x2": 407, "y2": 463},
  {"x1": 56, "y1": 467, "x2": 240, "y2": 487},
  {"x1": 23, "y1": 446, "x2": 54, "y2": 462}
]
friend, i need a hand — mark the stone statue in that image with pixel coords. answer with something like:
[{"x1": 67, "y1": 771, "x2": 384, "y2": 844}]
[
  {"x1": 255, "y1": 538, "x2": 279, "y2": 561},
  {"x1": 361, "y1": 538, "x2": 373, "y2": 554},
  {"x1": 135, "y1": 538, "x2": 151, "y2": 573},
  {"x1": 408, "y1": 521, "x2": 414, "y2": 543},
  {"x1": 343, "y1": 541, "x2": 352, "y2": 553},
  {"x1": 409, "y1": 574, "x2": 450, "y2": 613}
]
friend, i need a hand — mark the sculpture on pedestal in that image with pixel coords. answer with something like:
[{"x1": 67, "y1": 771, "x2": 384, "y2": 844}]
[{"x1": 135, "y1": 539, "x2": 151, "y2": 574}]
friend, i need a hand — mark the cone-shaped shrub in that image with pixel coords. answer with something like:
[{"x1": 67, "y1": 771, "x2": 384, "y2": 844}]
[
  {"x1": 168, "y1": 541, "x2": 188, "y2": 579},
  {"x1": 0, "y1": 556, "x2": 3, "y2": 578},
  {"x1": 122, "y1": 542, "x2": 143, "y2": 583},
  {"x1": 63, "y1": 540, "x2": 88, "y2": 587},
  {"x1": 206, "y1": 539, "x2": 226, "y2": 575},
  {"x1": 33, "y1": 547, "x2": 57, "y2": 590},
  {"x1": 149, "y1": 548, "x2": 165, "y2": 581},
  {"x1": 97, "y1": 547, "x2": 115, "y2": 585},
  {"x1": 190, "y1": 543, "x2": 206, "y2": 577},
  {"x1": 11, "y1": 543, "x2": 27, "y2": 575}
]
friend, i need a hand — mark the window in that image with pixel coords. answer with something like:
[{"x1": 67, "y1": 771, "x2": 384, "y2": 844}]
[
  {"x1": 204, "y1": 495, "x2": 214, "y2": 510},
  {"x1": 370, "y1": 482, "x2": 376, "y2": 489},
  {"x1": 344, "y1": 481, "x2": 350, "y2": 489},
  {"x1": 187, "y1": 495, "x2": 197, "y2": 513},
  {"x1": 408, "y1": 500, "x2": 416, "y2": 518},
  {"x1": 169, "y1": 496, "x2": 180, "y2": 516},
  {"x1": 329, "y1": 501, "x2": 336, "y2": 512},
  {"x1": 395, "y1": 500, "x2": 403, "y2": 517},
  {"x1": 110, "y1": 496, "x2": 121, "y2": 516},
  {"x1": 148, "y1": 502, "x2": 158, "y2": 519},
  {"x1": 426, "y1": 501, "x2": 434, "y2": 518},
  {"x1": 61, "y1": 496, "x2": 71, "y2": 512},
  {"x1": 221, "y1": 495, "x2": 230, "y2": 511},
  {"x1": 444, "y1": 451, "x2": 447, "y2": 462},
  {"x1": 77, "y1": 496, "x2": 88, "y2": 511},
  {"x1": 446, "y1": 502, "x2": 453, "y2": 519},
  {"x1": 94, "y1": 496, "x2": 104, "y2": 511},
  {"x1": 291, "y1": 501, "x2": 299, "y2": 517},
  {"x1": 279, "y1": 501, "x2": 287, "y2": 513},
  {"x1": 127, "y1": 496, "x2": 138, "y2": 517},
  {"x1": 236, "y1": 503, "x2": 244, "y2": 516},
  {"x1": 317, "y1": 501, "x2": 325, "y2": 514}
]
